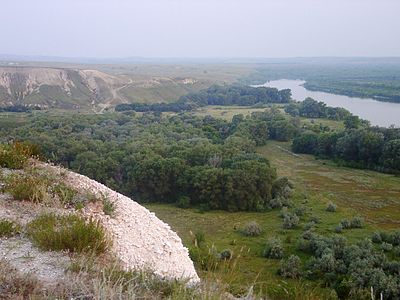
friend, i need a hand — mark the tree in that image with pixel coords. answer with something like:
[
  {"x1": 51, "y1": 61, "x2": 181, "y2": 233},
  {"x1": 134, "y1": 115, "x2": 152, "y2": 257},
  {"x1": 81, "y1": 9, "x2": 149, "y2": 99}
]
[
  {"x1": 292, "y1": 131, "x2": 319, "y2": 154},
  {"x1": 382, "y1": 139, "x2": 400, "y2": 171}
]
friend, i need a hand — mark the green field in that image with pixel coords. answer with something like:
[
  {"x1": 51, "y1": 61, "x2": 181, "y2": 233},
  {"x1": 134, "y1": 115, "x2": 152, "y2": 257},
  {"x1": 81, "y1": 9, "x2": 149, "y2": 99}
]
[{"x1": 146, "y1": 140, "x2": 400, "y2": 298}]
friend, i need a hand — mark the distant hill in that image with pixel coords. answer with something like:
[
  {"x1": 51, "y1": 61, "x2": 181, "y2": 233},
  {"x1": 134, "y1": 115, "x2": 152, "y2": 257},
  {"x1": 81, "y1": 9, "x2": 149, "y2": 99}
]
[{"x1": 0, "y1": 66, "x2": 215, "y2": 110}]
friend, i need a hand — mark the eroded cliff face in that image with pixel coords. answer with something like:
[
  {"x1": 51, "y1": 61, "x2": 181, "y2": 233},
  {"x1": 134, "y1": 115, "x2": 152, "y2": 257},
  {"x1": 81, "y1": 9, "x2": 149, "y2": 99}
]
[
  {"x1": 0, "y1": 162, "x2": 199, "y2": 287},
  {"x1": 60, "y1": 165, "x2": 200, "y2": 284},
  {"x1": 0, "y1": 67, "x2": 124, "y2": 109},
  {"x1": 0, "y1": 66, "x2": 206, "y2": 110}
]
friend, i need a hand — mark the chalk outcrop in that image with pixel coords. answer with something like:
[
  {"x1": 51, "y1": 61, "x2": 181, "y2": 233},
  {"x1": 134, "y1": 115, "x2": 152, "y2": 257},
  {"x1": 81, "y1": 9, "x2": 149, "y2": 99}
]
[{"x1": 56, "y1": 166, "x2": 200, "y2": 284}]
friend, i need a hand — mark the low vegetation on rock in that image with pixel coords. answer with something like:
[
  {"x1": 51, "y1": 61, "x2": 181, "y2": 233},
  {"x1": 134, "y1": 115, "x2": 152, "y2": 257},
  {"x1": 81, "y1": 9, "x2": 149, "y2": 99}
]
[{"x1": 27, "y1": 214, "x2": 109, "y2": 254}]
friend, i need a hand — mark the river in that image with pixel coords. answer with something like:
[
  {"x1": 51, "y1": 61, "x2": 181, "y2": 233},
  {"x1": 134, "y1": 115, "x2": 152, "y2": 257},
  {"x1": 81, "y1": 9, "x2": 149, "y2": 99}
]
[{"x1": 259, "y1": 79, "x2": 399, "y2": 127}]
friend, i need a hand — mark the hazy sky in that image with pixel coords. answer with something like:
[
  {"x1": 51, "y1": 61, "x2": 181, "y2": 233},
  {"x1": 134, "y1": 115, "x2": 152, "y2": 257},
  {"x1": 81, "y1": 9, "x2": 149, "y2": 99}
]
[{"x1": 2, "y1": 0, "x2": 400, "y2": 58}]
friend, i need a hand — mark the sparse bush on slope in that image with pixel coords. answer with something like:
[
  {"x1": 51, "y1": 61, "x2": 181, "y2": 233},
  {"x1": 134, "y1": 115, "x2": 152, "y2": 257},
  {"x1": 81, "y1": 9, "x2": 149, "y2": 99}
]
[
  {"x1": 243, "y1": 221, "x2": 262, "y2": 237},
  {"x1": 0, "y1": 142, "x2": 40, "y2": 169}
]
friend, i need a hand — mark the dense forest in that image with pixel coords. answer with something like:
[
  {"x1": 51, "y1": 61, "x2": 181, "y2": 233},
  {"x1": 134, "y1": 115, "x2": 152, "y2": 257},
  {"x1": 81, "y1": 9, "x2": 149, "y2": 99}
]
[
  {"x1": 0, "y1": 104, "x2": 41, "y2": 113},
  {"x1": 115, "y1": 84, "x2": 291, "y2": 112},
  {"x1": 0, "y1": 110, "x2": 300, "y2": 211},
  {"x1": 292, "y1": 122, "x2": 400, "y2": 173}
]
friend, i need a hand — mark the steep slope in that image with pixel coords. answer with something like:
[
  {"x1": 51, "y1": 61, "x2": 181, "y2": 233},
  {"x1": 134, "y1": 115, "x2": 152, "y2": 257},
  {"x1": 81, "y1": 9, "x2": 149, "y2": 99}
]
[
  {"x1": 0, "y1": 161, "x2": 199, "y2": 290},
  {"x1": 59, "y1": 164, "x2": 200, "y2": 284},
  {"x1": 0, "y1": 67, "x2": 125, "y2": 109},
  {"x1": 0, "y1": 66, "x2": 213, "y2": 110}
]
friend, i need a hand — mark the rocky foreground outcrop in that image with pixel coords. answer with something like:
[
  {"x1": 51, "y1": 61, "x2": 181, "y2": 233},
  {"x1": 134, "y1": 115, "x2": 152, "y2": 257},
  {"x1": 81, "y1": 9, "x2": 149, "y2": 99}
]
[{"x1": 49, "y1": 164, "x2": 200, "y2": 285}]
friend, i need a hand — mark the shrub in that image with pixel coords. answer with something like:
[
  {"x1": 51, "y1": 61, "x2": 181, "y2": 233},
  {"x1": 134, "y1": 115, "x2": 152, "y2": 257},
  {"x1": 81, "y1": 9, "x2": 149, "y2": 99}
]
[
  {"x1": 302, "y1": 230, "x2": 315, "y2": 240},
  {"x1": 309, "y1": 215, "x2": 321, "y2": 224},
  {"x1": 279, "y1": 255, "x2": 302, "y2": 279},
  {"x1": 220, "y1": 249, "x2": 233, "y2": 260},
  {"x1": 26, "y1": 214, "x2": 109, "y2": 254},
  {"x1": 335, "y1": 224, "x2": 343, "y2": 233},
  {"x1": 283, "y1": 213, "x2": 299, "y2": 229},
  {"x1": 53, "y1": 183, "x2": 76, "y2": 205},
  {"x1": 269, "y1": 197, "x2": 283, "y2": 209},
  {"x1": 381, "y1": 242, "x2": 393, "y2": 252},
  {"x1": 0, "y1": 219, "x2": 21, "y2": 237},
  {"x1": 279, "y1": 207, "x2": 288, "y2": 218},
  {"x1": 340, "y1": 219, "x2": 351, "y2": 229},
  {"x1": 0, "y1": 142, "x2": 35, "y2": 169},
  {"x1": 394, "y1": 246, "x2": 400, "y2": 257},
  {"x1": 326, "y1": 201, "x2": 337, "y2": 212},
  {"x1": 271, "y1": 177, "x2": 294, "y2": 199},
  {"x1": 371, "y1": 232, "x2": 382, "y2": 244},
  {"x1": 176, "y1": 196, "x2": 191, "y2": 209},
  {"x1": 102, "y1": 197, "x2": 116, "y2": 217},
  {"x1": 350, "y1": 216, "x2": 364, "y2": 228},
  {"x1": 389, "y1": 231, "x2": 400, "y2": 246},
  {"x1": 263, "y1": 237, "x2": 284, "y2": 259},
  {"x1": 303, "y1": 221, "x2": 315, "y2": 231},
  {"x1": 294, "y1": 206, "x2": 306, "y2": 217},
  {"x1": 243, "y1": 221, "x2": 262, "y2": 237}
]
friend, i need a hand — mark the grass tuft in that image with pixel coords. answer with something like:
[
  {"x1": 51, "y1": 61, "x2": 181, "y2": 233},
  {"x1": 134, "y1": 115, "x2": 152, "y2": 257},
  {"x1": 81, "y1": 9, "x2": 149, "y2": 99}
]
[
  {"x1": 27, "y1": 213, "x2": 109, "y2": 254},
  {"x1": 102, "y1": 197, "x2": 116, "y2": 217},
  {"x1": 0, "y1": 219, "x2": 21, "y2": 237},
  {"x1": 3, "y1": 171, "x2": 52, "y2": 203}
]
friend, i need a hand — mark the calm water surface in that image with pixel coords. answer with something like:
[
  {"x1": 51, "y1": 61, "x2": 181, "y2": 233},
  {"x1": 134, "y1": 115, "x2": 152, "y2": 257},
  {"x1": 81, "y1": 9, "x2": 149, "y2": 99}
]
[{"x1": 259, "y1": 79, "x2": 400, "y2": 127}]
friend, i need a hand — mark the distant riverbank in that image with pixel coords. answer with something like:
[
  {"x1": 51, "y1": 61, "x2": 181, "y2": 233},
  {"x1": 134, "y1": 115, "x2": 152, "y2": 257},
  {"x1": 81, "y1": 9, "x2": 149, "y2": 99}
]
[{"x1": 258, "y1": 79, "x2": 400, "y2": 127}]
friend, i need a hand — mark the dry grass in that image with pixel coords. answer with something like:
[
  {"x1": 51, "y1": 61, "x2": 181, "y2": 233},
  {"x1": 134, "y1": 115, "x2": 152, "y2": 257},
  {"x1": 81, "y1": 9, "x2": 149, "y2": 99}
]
[{"x1": 0, "y1": 260, "x2": 43, "y2": 299}]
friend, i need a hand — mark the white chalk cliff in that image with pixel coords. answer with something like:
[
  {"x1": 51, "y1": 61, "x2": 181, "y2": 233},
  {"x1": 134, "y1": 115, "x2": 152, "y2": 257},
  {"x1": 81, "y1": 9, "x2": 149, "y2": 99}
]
[{"x1": 56, "y1": 165, "x2": 200, "y2": 284}]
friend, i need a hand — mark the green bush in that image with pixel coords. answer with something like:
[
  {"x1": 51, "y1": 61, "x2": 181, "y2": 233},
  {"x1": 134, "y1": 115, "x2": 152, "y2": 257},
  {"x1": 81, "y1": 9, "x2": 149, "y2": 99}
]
[
  {"x1": 263, "y1": 237, "x2": 284, "y2": 259},
  {"x1": 335, "y1": 224, "x2": 343, "y2": 233},
  {"x1": 279, "y1": 255, "x2": 302, "y2": 279},
  {"x1": 326, "y1": 201, "x2": 337, "y2": 212},
  {"x1": 26, "y1": 214, "x2": 109, "y2": 254},
  {"x1": 0, "y1": 219, "x2": 21, "y2": 237},
  {"x1": 243, "y1": 221, "x2": 262, "y2": 237},
  {"x1": 294, "y1": 206, "x2": 306, "y2": 217},
  {"x1": 220, "y1": 249, "x2": 233, "y2": 260},
  {"x1": 102, "y1": 197, "x2": 116, "y2": 217},
  {"x1": 340, "y1": 219, "x2": 351, "y2": 229},
  {"x1": 283, "y1": 213, "x2": 299, "y2": 229},
  {"x1": 176, "y1": 196, "x2": 191, "y2": 209},
  {"x1": 350, "y1": 216, "x2": 364, "y2": 228},
  {"x1": 309, "y1": 215, "x2": 321, "y2": 224},
  {"x1": 381, "y1": 242, "x2": 393, "y2": 252},
  {"x1": 371, "y1": 232, "x2": 382, "y2": 243},
  {"x1": 53, "y1": 183, "x2": 76, "y2": 205},
  {"x1": 0, "y1": 144, "x2": 27, "y2": 169},
  {"x1": 279, "y1": 207, "x2": 288, "y2": 218},
  {"x1": 302, "y1": 229, "x2": 314, "y2": 240},
  {"x1": 303, "y1": 221, "x2": 315, "y2": 231}
]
